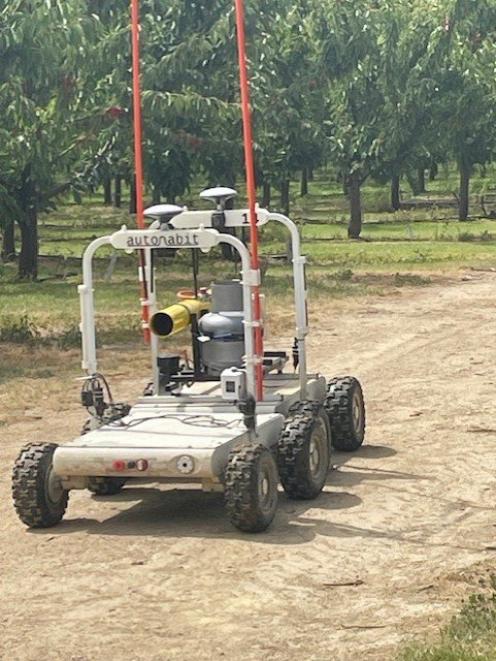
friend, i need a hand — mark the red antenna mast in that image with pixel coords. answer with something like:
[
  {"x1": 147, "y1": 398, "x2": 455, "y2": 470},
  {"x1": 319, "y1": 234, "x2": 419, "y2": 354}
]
[
  {"x1": 130, "y1": 0, "x2": 150, "y2": 343},
  {"x1": 130, "y1": 0, "x2": 264, "y2": 393},
  {"x1": 233, "y1": 0, "x2": 265, "y2": 401}
]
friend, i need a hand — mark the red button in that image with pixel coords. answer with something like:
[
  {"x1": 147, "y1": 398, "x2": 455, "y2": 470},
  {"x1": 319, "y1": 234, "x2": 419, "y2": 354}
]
[{"x1": 112, "y1": 460, "x2": 126, "y2": 472}]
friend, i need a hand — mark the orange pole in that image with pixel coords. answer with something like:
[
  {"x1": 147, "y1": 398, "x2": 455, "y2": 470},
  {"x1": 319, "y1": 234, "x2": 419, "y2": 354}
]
[
  {"x1": 233, "y1": 0, "x2": 264, "y2": 401},
  {"x1": 130, "y1": 0, "x2": 150, "y2": 343}
]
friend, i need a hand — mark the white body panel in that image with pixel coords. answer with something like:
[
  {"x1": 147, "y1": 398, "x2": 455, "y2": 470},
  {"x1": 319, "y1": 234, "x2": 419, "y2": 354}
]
[
  {"x1": 53, "y1": 375, "x2": 326, "y2": 481},
  {"x1": 54, "y1": 413, "x2": 283, "y2": 480}
]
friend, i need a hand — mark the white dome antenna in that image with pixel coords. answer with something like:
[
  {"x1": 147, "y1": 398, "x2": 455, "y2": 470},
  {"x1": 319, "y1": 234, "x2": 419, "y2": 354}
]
[
  {"x1": 200, "y1": 187, "x2": 237, "y2": 209},
  {"x1": 144, "y1": 204, "x2": 185, "y2": 223}
]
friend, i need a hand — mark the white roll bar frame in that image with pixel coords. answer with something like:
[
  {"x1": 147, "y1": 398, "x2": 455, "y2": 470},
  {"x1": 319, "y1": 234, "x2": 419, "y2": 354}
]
[
  {"x1": 79, "y1": 228, "x2": 258, "y2": 398},
  {"x1": 264, "y1": 213, "x2": 308, "y2": 398},
  {"x1": 78, "y1": 209, "x2": 309, "y2": 402}
]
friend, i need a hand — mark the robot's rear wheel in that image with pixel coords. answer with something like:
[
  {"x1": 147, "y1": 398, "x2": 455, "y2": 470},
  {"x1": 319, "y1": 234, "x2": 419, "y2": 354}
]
[{"x1": 325, "y1": 376, "x2": 366, "y2": 451}]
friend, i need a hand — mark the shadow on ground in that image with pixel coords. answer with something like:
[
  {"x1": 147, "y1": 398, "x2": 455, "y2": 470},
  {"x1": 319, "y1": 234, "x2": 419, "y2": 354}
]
[
  {"x1": 30, "y1": 443, "x2": 482, "y2": 550},
  {"x1": 28, "y1": 443, "x2": 428, "y2": 544}
]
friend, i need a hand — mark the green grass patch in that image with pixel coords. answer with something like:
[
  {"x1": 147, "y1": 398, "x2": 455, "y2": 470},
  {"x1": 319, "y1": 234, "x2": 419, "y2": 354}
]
[
  {"x1": 302, "y1": 219, "x2": 496, "y2": 242},
  {"x1": 259, "y1": 233, "x2": 496, "y2": 269},
  {"x1": 399, "y1": 576, "x2": 496, "y2": 660}
]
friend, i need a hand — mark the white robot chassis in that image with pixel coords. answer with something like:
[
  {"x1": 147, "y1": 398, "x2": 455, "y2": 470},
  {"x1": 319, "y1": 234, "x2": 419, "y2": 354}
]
[{"x1": 12, "y1": 188, "x2": 366, "y2": 533}]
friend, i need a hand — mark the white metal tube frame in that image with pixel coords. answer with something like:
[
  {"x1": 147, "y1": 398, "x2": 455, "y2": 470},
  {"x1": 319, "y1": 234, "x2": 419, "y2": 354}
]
[
  {"x1": 263, "y1": 212, "x2": 308, "y2": 398},
  {"x1": 79, "y1": 227, "x2": 258, "y2": 399}
]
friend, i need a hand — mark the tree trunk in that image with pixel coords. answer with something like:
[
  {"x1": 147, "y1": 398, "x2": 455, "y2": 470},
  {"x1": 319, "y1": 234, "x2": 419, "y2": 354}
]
[
  {"x1": 152, "y1": 186, "x2": 161, "y2": 205},
  {"x1": 18, "y1": 165, "x2": 38, "y2": 279},
  {"x1": 417, "y1": 168, "x2": 426, "y2": 194},
  {"x1": 391, "y1": 175, "x2": 401, "y2": 211},
  {"x1": 429, "y1": 162, "x2": 438, "y2": 182},
  {"x1": 280, "y1": 179, "x2": 290, "y2": 216},
  {"x1": 18, "y1": 217, "x2": 38, "y2": 279},
  {"x1": 300, "y1": 168, "x2": 308, "y2": 197},
  {"x1": 262, "y1": 181, "x2": 271, "y2": 208},
  {"x1": 348, "y1": 173, "x2": 362, "y2": 239},
  {"x1": 103, "y1": 176, "x2": 112, "y2": 205},
  {"x1": 129, "y1": 178, "x2": 137, "y2": 215},
  {"x1": 459, "y1": 162, "x2": 471, "y2": 221},
  {"x1": 308, "y1": 168, "x2": 314, "y2": 181},
  {"x1": 2, "y1": 221, "x2": 16, "y2": 261},
  {"x1": 407, "y1": 170, "x2": 421, "y2": 196},
  {"x1": 114, "y1": 176, "x2": 122, "y2": 208}
]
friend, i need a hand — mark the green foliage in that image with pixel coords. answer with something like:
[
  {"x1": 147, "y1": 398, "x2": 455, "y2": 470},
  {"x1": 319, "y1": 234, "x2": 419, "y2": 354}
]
[
  {"x1": 0, "y1": 0, "x2": 118, "y2": 276},
  {"x1": 3, "y1": 0, "x2": 496, "y2": 266},
  {"x1": 318, "y1": 0, "x2": 385, "y2": 181},
  {"x1": 429, "y1": 1, "x2": 496, "y2": 170},
  {"x1": 0, "y1": 1, "x2": 108, "y2": 196}
]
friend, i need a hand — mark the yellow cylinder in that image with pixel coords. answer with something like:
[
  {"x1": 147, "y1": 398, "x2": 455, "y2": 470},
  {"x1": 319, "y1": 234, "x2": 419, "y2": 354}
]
[{"x1": 150, "y1": 299, "x2": 210, "y2": 337}]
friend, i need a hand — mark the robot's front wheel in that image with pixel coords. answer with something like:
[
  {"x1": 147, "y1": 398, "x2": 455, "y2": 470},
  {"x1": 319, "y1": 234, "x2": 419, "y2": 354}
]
[
  {"x1": 12, "y1": 442, "x2": 68, "y2": 528},
  {"x1": 224, "y1": 443, "x2": 278, "y2": 533}
]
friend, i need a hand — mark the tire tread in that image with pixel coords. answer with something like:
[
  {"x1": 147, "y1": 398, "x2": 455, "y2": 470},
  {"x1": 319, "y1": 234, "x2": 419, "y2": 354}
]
[
  {"x1": 225, "y1": 443, "x2": 277, "y2": 532},
  {"x1": 325, "y1": 376, "x2": 365, "y2": 452},
  {"x1": 12, "y1": 442, "x2": 68, "y2": 528},
  {"x1": 278, "y1": 402, "x2": 330, "y2": 500}
]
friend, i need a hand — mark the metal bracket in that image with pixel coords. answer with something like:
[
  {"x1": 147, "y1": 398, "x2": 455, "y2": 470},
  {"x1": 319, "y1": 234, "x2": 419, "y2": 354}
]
[{"x1": 242, "y1": 269, "x2": 261, "y2": 286}]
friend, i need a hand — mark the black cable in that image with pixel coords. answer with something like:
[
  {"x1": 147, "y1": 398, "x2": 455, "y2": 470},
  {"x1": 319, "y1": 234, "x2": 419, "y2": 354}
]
[
  {"x1": 96, "y1": 372, "x2": 114, "y2": 405},
  {"x1": 81, "y1": 372, "x2": 115, "y2": 419},
  {"x1": 82, "y1": 377, "x2": 245, "y2": 431},
  {"x1": 106, "y1": 413, "x2": 243, "y2": 430}
]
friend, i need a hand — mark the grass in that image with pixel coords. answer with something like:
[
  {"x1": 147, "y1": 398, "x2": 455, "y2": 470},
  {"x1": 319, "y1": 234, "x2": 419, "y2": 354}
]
[
  {"x1": 2, "y1": 163, "x2": 496, "y2": 353},
  {"x1": 25, "y1": 167, "x2": 496, "y2": 267},
  {"x1": 0, "y1": 343, "x2": 80, "y2": 386},
  {"x1": 399, "y1": 575, "x2": 496, "y2": 660},
  {"x1": 0, "y1": 260, "x2": 396, "y2": 348},
  {"x1": 0, "y1": 258, "x2": 243, "y2": 344}
]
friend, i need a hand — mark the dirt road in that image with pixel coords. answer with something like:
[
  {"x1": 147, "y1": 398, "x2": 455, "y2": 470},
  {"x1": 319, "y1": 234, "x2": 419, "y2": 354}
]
[{"x1": 2, "y1": 273, "x2": 496, "y2": 660}]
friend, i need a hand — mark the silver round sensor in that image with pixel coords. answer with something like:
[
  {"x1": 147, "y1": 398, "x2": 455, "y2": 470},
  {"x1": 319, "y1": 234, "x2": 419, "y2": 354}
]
[{"x1": 176, "y1": 455, "x2": 195, "y2": 475}]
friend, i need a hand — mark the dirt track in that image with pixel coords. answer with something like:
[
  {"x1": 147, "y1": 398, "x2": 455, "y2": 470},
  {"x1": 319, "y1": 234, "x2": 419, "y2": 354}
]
[{"x1": 2, "y1": 273, "x2": 496, "y2": 660}]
